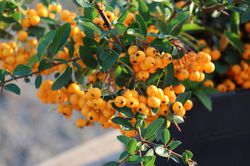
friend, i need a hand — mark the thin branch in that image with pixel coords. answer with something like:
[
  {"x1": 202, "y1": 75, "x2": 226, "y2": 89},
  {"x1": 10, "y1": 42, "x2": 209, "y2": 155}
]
[
  {"x1": 0, "y1": 57, "x2": 80, "y2": 86},
  {"x1": 92, "y1": 2, "x2": 126, "y2": 51}
]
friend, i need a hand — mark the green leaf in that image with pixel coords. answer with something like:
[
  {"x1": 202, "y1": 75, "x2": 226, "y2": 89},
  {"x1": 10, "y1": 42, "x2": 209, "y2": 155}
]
[
  {"x1": 50, "y1": 23, "x2": 71, "y2": 55},
  {"x1": 214, "y1": 61, "x2": 229, "y2": 74},
  {"x1": 81, "y1": 21, "x2": 101, "y2": 34},
  {"x1": 143, "y1": 156, "x2": 156, "y2": 166},
  {"x1": 155, "y1": 145, "x2": 169, "y2": 158},
  {"x1": 37, "y1": 30, "x2": 56, "y2": 61},
  {"x1": 173, "y1": 115, "x2": 184, "y2": 124},
  {"x1": 127, "y1": 28, "x2": 146, "y2": 40},
  {"x1": 117, "y1": 135, "x2": 131, "y2": 147},
  {"x1": 112, "y1": 103, "x2": 133, "y2": 118},
  {"x1": 168, "y1": 140, "x2": 182, "y2": 150},
  {"x1": 224, "y1": 31, "x2": 243, "y2": 53},
  {"x1": 75, "y1": 0, "x2": 88, "y2": 8},
  {"x1": 119, "y1": 151, "x2": 129, "y2": 161},
  {"x1": 101, "y1": 50, "x2": 119, "y2": 72},
  {"x1": 146, "y1": 70, "x2": 163, "y2": 86},
  {"x1": 103, "y1": 161, "x2": 118, "y2": 166},
  {"x1": 163, "y1": 63, "x2": 174, "y2": 87},
  {"x1": 127, "y1": 139, "x2": 137, "y2": 155},
  {"x1": 144, "y1": 118, "x2": 165, "y2": 139},
  {"x1": 145, "y1": 149, "x2": 154, "y2": 156},
  {"x1": 230, "y1": 12, "x2": 240, "y2": 34},
  {"x1": 27, "y1": 26, "x2": 46, "y2": 39},
  {"x1": 52, "y1": 67, "x2": 72, "y2": 90},
  {"x1": 182, "y1": 150, "x2": 193, "y2": 164},
  {"x1": 115, "y1": 65, "x2": 132, "y2": 87},
  {"x1": 35, "y1": 75, "x2": 42, "y2": 89},
  {"x1": 138, "y1": 0, "x2": 149, "y2": 20},
  {"x1": 182, "y1": 23, "x2": 205, "y2": 32},
  {"x1": 193, "y1": 90, "x2": 212, "y2": 112},
  {"x1": 26, "y1": 55, "x2": 38, "y2": 68},
  {"x1": 118, "y1": 11, "x2": 128, "y2": 23},
  {"x1": 0, "y1": 69, "x2": 5, "y2": 82},
  {"x1": 4, "y1": 83, "x2": 21, "y2": 95},
  {"x1": 241, "y1": 6, "x2": 250, "y2": 23},
  {"x1": 176, "y1": 91, "x2": 191, "y2": 104},
  {"x1": 84, "y1": 7, "x2": 98, "y2": 20},
  {"x1": 168, "y1": 11, "x2": 189, "y2": 35},
  {"x1": 79, "y1": 46, "x2": 98, "y2": 69},
  {"x1": 13, "y1": 65, "x2": 31, "y2": 76},
  {"x1": 136, "y1": 14, "x2": 147, "y2": 36},
  {"x1": 0, "y1": 1, "x2": 6, "y2": 13},
  {"x1": 113, "y1": 23, "x2": 127, "y2": 35},
  {"x1": 111, "y1": 117, "x2": 133, "y2": 130},
  {"x1": 128, "y1": 155, "x2": 141, "y2": 164},
  {"x1": 161, "y1": 128, "x2": 170, "y2": 145}
]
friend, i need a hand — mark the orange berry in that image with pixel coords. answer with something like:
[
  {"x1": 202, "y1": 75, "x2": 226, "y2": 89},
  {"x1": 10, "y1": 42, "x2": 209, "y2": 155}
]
[
  {"x1": 88, "y1": 88, "x2": 102, "y2": 99},
  {"x1": 173, "y1": 84, "x2": 185, "y2": 94},
  {"x1": 93, "y1": 17, "x2": 103, "y2": 27},
  {"x1": 245, "y1": 22, "x2": 250, "y2": 33},
  {"x1": 161, "y1": 53, "x2": 172, "y2": 66},
  {"x1": 198, "y1": 51, "x2": 211, "y2": 63},
  {"x1": 76, "y1": 118, "x2": 87, "y2": 128},
  {"x1": 177, "y1": 68, "x2": 189, "y2": 80},
  {"x1": 146, "y1": 85, "x2": 158, "y2": 96},
  {"x1": 217, "y1": 84, "x2": 227, "y2": 92},
  {"x1": 231, "y1": 65, "x2": 241, "y2": 74},
  {"x1": 5, "y1": 56, "x2": 15, "y2": 64},
  {"x1": 161, "y1": 95, "x2": 169, "y2": 106},
  {"x1": 126, "y1": 97, "x2": 138, "y2": 108},
  {"x1": 204, "y1": 62, "x2": 215, "y2": 73},
  {"x1": 210, "y1": 50, "x2": 221, "y2": 61},
  {"x1": 68, "y1": 83, "x2": 80, "y2": 93},
  {"x1": 60, "y1": 10, "x2": 70, "y2": 21},
  {"x1": 197, "y1": 39, "x2": 207, "y2": 46},
  {"x1": 129, "y1": 54, "x2": 138, "y2": 65},
  {"x1": 29, "y1": 15, "x2": 40, "y2": 26},
  {"x1": 87, "y1": 111, "x2": 100, "y2": 122},
  {"x1": 37, "y1": 7, "x2": 49, "y2": 17},
  {"x1": 147, "y1": 96, "x2": 161, "y2": 108},
  {"x1": 21, "y1": 18, "x2": 30, "y2": 28},
  {"x1": 184, "y1": 100, "x2": 193, "y2": 111},
  {"x1": 105, "y1": 11, "x2": 115, "y2": 22},
  {"x1": 138, "y1": 95, "x2": 147, "y2": 103},
  {"x1": 62, "y1": 106, "x2": 72, "y2": 118},
  {"x1": 145, "y1": 47, "x2": 157, "y2": 57},
  {"x1": 128, "y1": 45, "x2": 139, "y2": 56},
  {"x1": 137, "y1": 70, "x2": 149, "y2": 81},
  {"x1": 17, "y1": 30, "x2": 28, "y2": 42},
  {"x1": 172, "y1": 102, "x2": 185, "y2": 117},
  {"x1": 115, "y1": 96, "x2": 127, "y2": 108},
  {"x1": 133, "y1": 51, "x2": 146, "y2": 63},
  {"x1": 70, "y1": 94, "x2": 79, "y2": 105},
  {"x1": 189, "y1": 71, "x2": 201, "y2": 81},
  {"x1": 136, "y1": 103, "x2": 149, "y2": 115},
  {"x1": 203, "y1": 80, "x2": 214, "y2": 88},
  {"x1": 144, "y1": 57, "x2": 156, "y2": 68}
]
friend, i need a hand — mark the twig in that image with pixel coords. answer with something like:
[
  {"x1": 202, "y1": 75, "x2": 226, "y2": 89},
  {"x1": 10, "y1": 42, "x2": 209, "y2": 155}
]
[
  {"x1": 0, "y1": 57, "x2": 80, "y2": 86},
  {"x1": 91, "y1": 2, "x2": 126, "y2": 51}
]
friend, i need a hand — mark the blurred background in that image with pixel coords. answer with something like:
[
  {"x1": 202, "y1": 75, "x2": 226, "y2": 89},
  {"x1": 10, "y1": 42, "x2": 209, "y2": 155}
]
[{"x1": 0, "y1": 1, "x2": 122, "y2": 166}]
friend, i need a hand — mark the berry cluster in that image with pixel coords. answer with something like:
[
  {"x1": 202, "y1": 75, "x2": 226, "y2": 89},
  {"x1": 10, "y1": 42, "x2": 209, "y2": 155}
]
[
  {"x1": 174, "y1": 51, "x2": 215, "y2": 82},
  {"x1": 0, "y1": 40, "x2": 37, "y2": 72},
  {"x1": 37, "y1": 79, "x2": 193, "y2": 137},
  {"x1": 129, "y1": 46, "x2": 172, "y2": 81},
  {"x1": 21, "y1": 3, "x2": 62, "y2": 28}
]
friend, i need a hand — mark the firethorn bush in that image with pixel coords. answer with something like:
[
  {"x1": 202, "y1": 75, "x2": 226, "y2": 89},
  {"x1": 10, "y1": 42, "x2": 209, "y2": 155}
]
[{"x1": 0, "y1": 0, "x2": 249, "y2": 165}]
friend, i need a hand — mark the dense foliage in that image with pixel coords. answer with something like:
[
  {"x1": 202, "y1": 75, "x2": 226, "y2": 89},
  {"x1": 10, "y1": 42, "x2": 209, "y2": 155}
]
[{"x1": 0, "y1": 0, "x2": 249, "y2": 165}]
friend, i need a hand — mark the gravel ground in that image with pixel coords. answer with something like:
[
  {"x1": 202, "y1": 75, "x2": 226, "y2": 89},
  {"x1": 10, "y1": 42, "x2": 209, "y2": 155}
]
[
  {"x1": 0, "y1": 80, "x2": 109, "y2": 166},
  {"x1": 0, "y1": 1, "x2": 118, "y2": 166}
]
